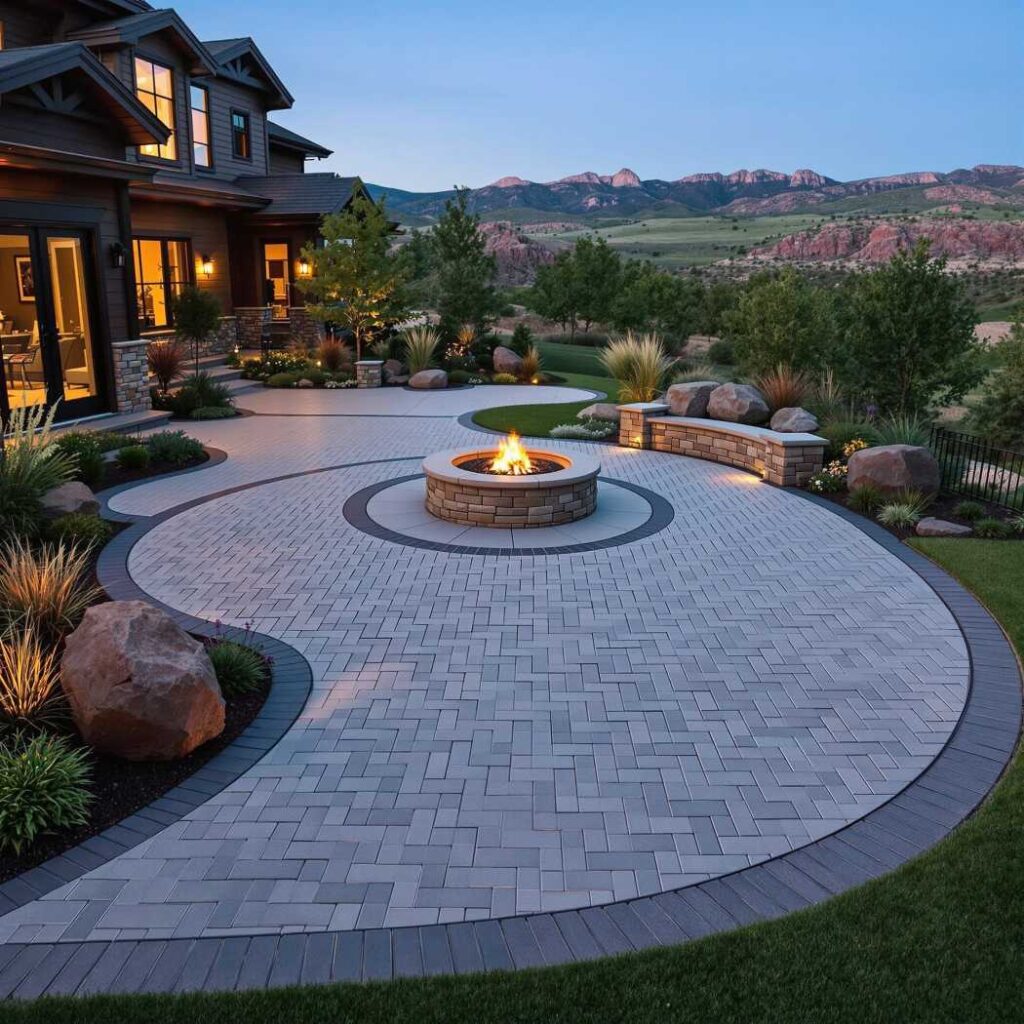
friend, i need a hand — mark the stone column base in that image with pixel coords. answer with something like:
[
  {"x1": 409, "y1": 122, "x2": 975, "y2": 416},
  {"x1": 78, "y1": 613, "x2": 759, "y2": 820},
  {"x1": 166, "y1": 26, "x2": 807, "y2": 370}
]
[
  {"x1": 111, "y1": 339, "x2": 152, "y2": 414},
  {"x1": 356, "y1": 360, "x2": 384, "y2": 388},
  {"x1": 618, "y1": 402, "x2": 669, "y2": 448}
]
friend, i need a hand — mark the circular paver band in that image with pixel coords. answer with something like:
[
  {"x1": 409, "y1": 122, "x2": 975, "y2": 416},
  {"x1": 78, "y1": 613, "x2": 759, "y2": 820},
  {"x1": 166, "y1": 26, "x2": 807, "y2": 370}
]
[{"x1": 0, "y1": 455, "x2": 1017, "y2": 998}]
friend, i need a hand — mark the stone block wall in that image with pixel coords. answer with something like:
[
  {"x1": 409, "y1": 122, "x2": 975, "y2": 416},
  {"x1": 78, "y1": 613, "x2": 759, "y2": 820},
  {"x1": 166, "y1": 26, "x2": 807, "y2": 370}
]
[
  {"x1": 141, "y1": 316, "x2": 237, "y2": 360},
  {"x1": 235, "y1": 306, "x2": 272, "y2": 348},
  {"x1": 111, "y1": 339, "x2": 151, "y2": 414},
  {"x1": 288, "y1": 307, "x2": 323, "y2": 349},
  {"x1": 618, "y1": 402, "x2": 669, "y2": 449},
  {"x1": 425, "y1": 476, "x2": 597, "y2": 528},
  {"x1": 356, "y1": 360, "x2": 383, "y2": 388}
]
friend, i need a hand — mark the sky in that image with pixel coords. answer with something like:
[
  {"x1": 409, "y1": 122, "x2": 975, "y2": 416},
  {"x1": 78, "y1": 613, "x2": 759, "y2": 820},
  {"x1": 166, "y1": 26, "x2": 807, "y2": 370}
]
[{"x1": 173, "y1": 0, "x2": 1023, "y2": 192}]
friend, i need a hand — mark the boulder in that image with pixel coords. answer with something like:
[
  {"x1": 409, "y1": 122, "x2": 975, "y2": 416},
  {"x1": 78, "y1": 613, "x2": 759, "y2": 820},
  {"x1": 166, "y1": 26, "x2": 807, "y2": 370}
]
[
  {"x1": 296, "y1": 378, "x2": 315, "y2": 388},
  {"x1": 41, "y1": 481, "x2": 99, "y2": 520},
  {"x1": 846, "y1": 444, "x2": 941, "y2": 497},
  {"x1": 409, "y1": 368, "x2": 448, "y2": 390},
  {"x1": 664, "y1": 381, "x2": 718, "y2": 417},
  {"x1": 577, "y1": 403, "x2": 621, "y2": 423},
  {"x1": 916, "y1": 517, "x2": 972, "y2": 538},
  {"x1": 707, "y1": 383, "x2": 770, "y2": 425},
  {"x1": 492, "y1": 346, "x2": 523, "y2": 375},
  {"x1": 61, "y1": 601, "x2": 225, "y2": 761},
  {"x1": 770, "y1": 407, "x2": 820, "y2": 433},
  {"x1": 382, "y1": 358, "x2": 404, "y2": 380}
]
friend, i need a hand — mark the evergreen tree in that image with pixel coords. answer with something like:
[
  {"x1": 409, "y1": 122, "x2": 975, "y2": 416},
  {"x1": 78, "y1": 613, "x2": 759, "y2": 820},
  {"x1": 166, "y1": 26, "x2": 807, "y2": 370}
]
[{"x1": 432, "y1": 188, "x2": 497, "y2": 336}]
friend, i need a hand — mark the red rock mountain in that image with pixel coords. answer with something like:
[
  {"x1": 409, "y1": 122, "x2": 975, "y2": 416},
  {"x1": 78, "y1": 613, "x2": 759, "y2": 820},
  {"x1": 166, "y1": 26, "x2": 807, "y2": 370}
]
[{"x1": 479, "y1": 221, "x2": 556, "y2": 285}]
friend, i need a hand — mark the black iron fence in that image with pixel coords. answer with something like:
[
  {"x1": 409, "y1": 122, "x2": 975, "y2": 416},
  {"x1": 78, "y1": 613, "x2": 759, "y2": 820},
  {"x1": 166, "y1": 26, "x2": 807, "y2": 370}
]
[{"x1": 929, "y1": 427, "x2": 1024, "y2": 511}]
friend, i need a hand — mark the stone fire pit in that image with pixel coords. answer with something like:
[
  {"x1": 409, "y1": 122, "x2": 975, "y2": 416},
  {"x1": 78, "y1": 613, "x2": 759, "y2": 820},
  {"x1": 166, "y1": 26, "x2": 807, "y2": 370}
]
[{"x1": 423, "y1": 435, "x2": 600, "y2": 528}]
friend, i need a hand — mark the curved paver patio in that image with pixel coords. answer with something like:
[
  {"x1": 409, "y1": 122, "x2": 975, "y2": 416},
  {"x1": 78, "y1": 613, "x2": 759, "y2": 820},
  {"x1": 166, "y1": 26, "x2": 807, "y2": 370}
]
[{"x1": 0, "y1": 383, "x2": 1018, "y2": 997}]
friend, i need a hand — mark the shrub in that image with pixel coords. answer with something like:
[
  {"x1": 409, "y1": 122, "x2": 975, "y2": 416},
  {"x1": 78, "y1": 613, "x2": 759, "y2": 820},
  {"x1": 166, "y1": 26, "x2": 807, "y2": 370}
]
[
  {"x1": 368, "y1": 336, "x2": 393, "y2": 361},
  {"x1": 0, "y1": 477, "x2": 43, "y2": 543},
  {"x1": 146, "y1": 340, "x2": 185, "y2": 393},
  {"x1": 0, "y1": 539, "x2": 98, "y2": 640},
  {"x1": 171, "y1": 285, "x2": 222, "y2": 377},
  {"x1": 403, "y1": 326, "x2": 440, "y2": 374},
  {"x1": 873, "y1": 413, "x2": 933, "y2": 447},
  {"x1": 116, "y1": 444, "x2": 150, "y2": 472},
  {"x1": 808, "y1": 366, "x2": 848, "y2": 423},
  {"x1": 510, "y1": 323, "x2": 533, "y2": 356},
  {"x1": 847, "y1": 483, "x2": 885, "y2": 514},
  {"x1": 53, "y1": 433, "x2": 104, "y2": 488},
  {"x1": 1, "y1": 403, "x2": 76, "y2": 499},
  {"x1": 974, "y1": 517, "x2": 1012, "y2": 539},
  {"x1": 819, "y1": 419, "x2": 877, "y2": 461},
  {"x1": 0, "y1": 623, "x2": 65, "y2": 727},
  {"x1": 146, "y1": 431, "x2": 205, "y2": 467},
  {"x1": 876, "y1": 489, "x2": 930, "y2": 530},
  {"x1": 807, "y1": 460, "x2": 848, "y2": 493},
  {"x1": 549, "y1": 419, "x2": 617, "y2": 440},
  {"x1": 47, "y1": 513, "x2": 113, "y2": 549},
  {"x1": 492, "y1": 372, "x2": 518, "y2": 384},
  {"x1": 968, "y1": 319, "x2": 1024, "y2": 450},
  {"x1": 265, "y1": 371, "x2": 301, "y2": 388},
  {"x1": 317, "y1": 337, "x2": 351, "y2": 373},
  {"x1": 1008, "y1": 512, "x2": 1024, "y2": 534},
  {"x1": 599, "y1": 331, "x2": 674, "y2": 402},
  {"x1": 673, "y1": 363, "x2": 721, "y2": 385},
  {"x1": 240, "y1": 353, "x2": 310, "y2": 380},
  {"x1": 159, "y1": 372, "x2": 233, "y2": 417},
  {"x1": 707, "y1": 338, "x2": 735, "y2": 365},
  {"x1": 207, "y1": 640, "x2": 266, "y2": 698},
  {"x1": 448, "y1": 369, "x2": 473, "y2": 385},
  {"x1": 0, "y1": 731, "x2": 92, "y2": 856},
  {"x1": 191, "y1": 406, "x2": 237, "y2": 420},
  {"x1": 755, "y1": 364, "x2": 811, "y2": 411},
  {"x1": 953, "y1": 500, "x2": 986, "y2": 522},
  {"x1": 519, "y1": 345, "x2": 542, "y2": 383}
]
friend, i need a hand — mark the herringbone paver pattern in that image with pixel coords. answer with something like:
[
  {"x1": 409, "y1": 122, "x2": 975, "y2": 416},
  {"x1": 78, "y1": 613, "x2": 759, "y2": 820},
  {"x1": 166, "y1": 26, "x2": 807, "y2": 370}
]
[{"x1": 0, "y1": 387, "x2": 968, "y2": 943}]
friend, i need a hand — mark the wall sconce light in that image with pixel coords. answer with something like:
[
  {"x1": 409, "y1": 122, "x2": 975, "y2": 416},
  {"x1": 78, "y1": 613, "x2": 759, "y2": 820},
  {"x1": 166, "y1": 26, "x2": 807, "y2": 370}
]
[
  {"x1": 200, "y1": 254, "x2": 214, "y2": 278},
  {"x1": 110, "y1": 242, "x2": 127, "y2": 269},
  {"x1": 298, "y1": 258, "x2": 311, "y2": 277}
]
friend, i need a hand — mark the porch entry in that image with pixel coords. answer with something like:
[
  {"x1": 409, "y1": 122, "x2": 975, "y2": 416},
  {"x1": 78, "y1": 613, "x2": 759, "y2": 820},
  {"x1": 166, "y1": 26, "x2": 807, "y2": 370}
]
[
  {"x1": 0, "y1": 227, "x2": 107, "y2": 422},
  {"x1": 263, "y1": 242, "x2": 291, "y2": 320}
]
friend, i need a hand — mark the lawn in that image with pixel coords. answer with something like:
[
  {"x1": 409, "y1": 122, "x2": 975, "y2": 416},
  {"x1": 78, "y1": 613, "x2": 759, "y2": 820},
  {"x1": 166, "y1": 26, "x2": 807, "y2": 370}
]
[{"x1": 7, "y1": 539, "x2": 1023, "y2": 1022}]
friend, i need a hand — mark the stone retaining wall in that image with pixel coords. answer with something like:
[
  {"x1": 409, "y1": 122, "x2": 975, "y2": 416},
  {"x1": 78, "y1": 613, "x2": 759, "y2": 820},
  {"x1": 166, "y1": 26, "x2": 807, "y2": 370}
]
[
  {"x1": 425, "y1": 475, "x2": 597, "y2": 528},
  {"x1": 288, "y1": 306, "x2": 323, "y2": 349},
  {"x1": 235, "y1": 306, "x2": 272, "y2": 348}
]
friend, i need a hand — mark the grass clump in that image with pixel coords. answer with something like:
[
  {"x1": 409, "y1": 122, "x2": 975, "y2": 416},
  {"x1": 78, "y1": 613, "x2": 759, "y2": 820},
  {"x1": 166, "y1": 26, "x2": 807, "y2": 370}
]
[
  {"x1": 599, "y1": 331, "x2": 673, "y2": 402},
  {"x1": 873, "y1": 413, "x2": 933, "y2": 447},
  {"x1": 518, "y1": 344, "x2": 542, "y2": 383},
  {"x1": 0, "y1": 623, "x2": 65, "y2": 728},
  {"x1": 847, "y1": 483, "x2": 885, "y2": 514},
  {"x1": 974, "y1": 517, "x2": 1012, "y2": 539},
  {"x1": 876, "y1": 489, "x2": 930, "y2": 530},
  {"x1": 403, "y1": 326, "x2": 440, "y2": 375},
  {"x1": 46, "y1": 513, "x2": 113, "y2": 549},
  {"x1": 0, "y1": 731, "x2": 91, "y2": 855},
  {"x1": 953, "y1": 500, "x2": 986, "y2": 522},
  {"x1": 207, "y1": 640, "x2": 266, "y2": 698},
  {"x1": 754, "y1": 363, "x2": 811, "y2": 411},
  {"x1": 53, "y1": 432, "x2": 105, "y2": 488}
]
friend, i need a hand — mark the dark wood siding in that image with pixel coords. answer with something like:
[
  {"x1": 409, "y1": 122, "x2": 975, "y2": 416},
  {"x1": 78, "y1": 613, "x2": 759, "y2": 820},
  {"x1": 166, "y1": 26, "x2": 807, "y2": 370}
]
[
  {"x1": 0, "y1": 101, "x2": 125, "y2": 159},
  {"x1": 201, "y1": 77, "x2": 270, "y2": 178},
  {"x1": 269, "y1": 148, "x2": 306, "y2": 175},
  {"x1": 130, "y1": 200, "x2": 233, "y2": 314}
]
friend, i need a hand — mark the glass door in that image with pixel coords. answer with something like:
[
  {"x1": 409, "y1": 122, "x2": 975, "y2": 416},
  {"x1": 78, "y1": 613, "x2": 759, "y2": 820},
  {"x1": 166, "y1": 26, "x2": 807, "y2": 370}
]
[
  {"x1": 263, "y1": 242, "x2": 290, "y2": 320},
  {"x1": 0, "y1": 233, "x2": 43, "y2": 415}
]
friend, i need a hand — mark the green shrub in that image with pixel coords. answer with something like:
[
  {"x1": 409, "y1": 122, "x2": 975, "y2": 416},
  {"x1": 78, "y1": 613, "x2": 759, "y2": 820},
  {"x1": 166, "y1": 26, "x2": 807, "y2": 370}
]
[
  {"x1": 707, "y1": 338, "x2": 735, "y2": 365},
  {"x1": 510, "y1": 323, "x2": 534, "y2": 356},
  {"x1": 873, "y1": 413, "x2": 933, "y2": 447},
  {"x1": 974, "y1": 517, "x2": 1012, "y2": 539},
  {"x1": 146, "y1": 431, "x2": 205, "y2": 466},
  {"x1": 191, "y1": 406, "x2": 237, "y2": 421},
  {"x1": 240, "y1": 353, "x2": 310, "y2": 380},
  {"x1": 116, "y1": 444, "x2": 150, "y2": 471},
  {"x1": 848, "y1": 484, "x2": 885, "y2": 514},
  {"x1": 448, "y1": 369, "x2": 474, "y2": 385},
  {"x1": 953, "y1": 500, "x2": 986, "y2": 522},
  {"x1": 819, "y1": 419, "x2": 878, "y2": 461},
  {"x1": 0, "y1": 731, "x2": 91, "y2": 855},
  {"x1": 265, "y1": 372, "x2": 300, "y2": 388},
  {"x1": 159, "y1": 372, "x2": 233, "y2": 417},
  {"x1": 54, "y1": 433, "x2": 105, "y2": 488},
  {"x1": 207, "y1": 640, "x2": 266, "y2": 698},
  {"x1": 492, "y1": 372, "x2": 518, "y2": 384},
  {"x1": 47, "y1": 513, "x2": 113, "y2": 549},
  {"x1": 968, "y1": 319, "x2": 1024, "y2": 450},
  {"x1": 876, "y1": 489, "x2": 930, "y2": 530},
  {"x1": 1008, "y1": 511, "x2": 1024, "y2": 534},
  {"x1": 549, "y1": 419, "x2": 617, "y2": 440},
  {"x1": 0, "y1": 477, "x2": 44, "y2": 542}
]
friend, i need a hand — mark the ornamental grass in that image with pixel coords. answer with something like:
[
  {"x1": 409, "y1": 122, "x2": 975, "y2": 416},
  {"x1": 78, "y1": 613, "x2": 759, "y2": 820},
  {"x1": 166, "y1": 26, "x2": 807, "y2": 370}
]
[
  {"x1": 403, "y1": 326, "x2": 440, "y2": 374},
  {"x1": 0, "y1": 622, "x2": 66, "y2": 728},
  {"x1": 599, "y1": 331, "x2": 674, "y2": 403}
]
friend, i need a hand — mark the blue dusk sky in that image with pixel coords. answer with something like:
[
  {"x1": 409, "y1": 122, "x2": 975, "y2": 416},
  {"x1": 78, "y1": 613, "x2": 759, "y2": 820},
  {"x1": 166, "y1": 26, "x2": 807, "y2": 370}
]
[{"x1": 172, "y1": 0, "x2": 1023, "y2": 191}]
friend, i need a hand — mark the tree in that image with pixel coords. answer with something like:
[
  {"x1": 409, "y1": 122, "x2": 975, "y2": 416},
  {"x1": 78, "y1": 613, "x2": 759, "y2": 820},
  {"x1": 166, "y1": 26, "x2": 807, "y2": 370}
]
[
  {"x1": 724, "y1": 267, "x2": 836, "y2": 376},
  {"x1": 968, "y1": 313, "x2": 1024, "y2": 450},
  {"x1": 299, "y1": 193, "x2": 407, "y2": 361},
  {"x1": 393, "y1": 228, "x2": 436, "y2": 308},
  {"x1": 611, "y1": 262, "x2": 702, "y2": 344},
  {"x1": 171, "y1": 285, "x2": 221, "y2": 377},
  {"x1": 529, "y1": 252, "x2": 577, "y2": 334},
  {"x1": 839, "y1": 240, "x2": 981, "y2": 415},
  {"x1": 432, "y1": 188, "x2": 497, "y2": 336},
  {"x1": 570, "y1": 236, "x2": 621, "y2": 333}
]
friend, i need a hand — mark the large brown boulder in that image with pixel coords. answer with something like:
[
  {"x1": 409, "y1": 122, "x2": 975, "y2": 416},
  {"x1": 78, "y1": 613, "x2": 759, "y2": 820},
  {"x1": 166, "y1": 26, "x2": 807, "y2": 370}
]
[
  {"x1": 707, "y1": 383, "x2": 770, "y2": 425},
  {"x1": 61, "y1": 601, "x2": 225, "y2": 761},
  {"x1": 41, "y1": 481, "x2": 99, "y2": 520},
  {"x1": 492, "y1": 346, "x2": 523, "y2": 375},
  {"x1": 382, "y1": 358, "x2": 405, "y2": 380},
  {"x1": 665, "y1": 381, "x2": 718, "y2": 417},
  {"x1": 847, "y1": 444, "x2": 941, "y2": 496},
  {"x1": 770, "y1": 407, "x2": 820, "y2": 433},
  {"x1": 408, "y1": 369, "x2": 448, "y2": 390}
]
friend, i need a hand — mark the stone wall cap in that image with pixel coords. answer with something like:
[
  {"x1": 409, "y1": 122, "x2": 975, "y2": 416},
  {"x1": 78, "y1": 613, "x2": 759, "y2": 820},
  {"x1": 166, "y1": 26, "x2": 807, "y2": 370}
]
[
  {"x1": 111, "y1": 339, "x2": 152, "y2": 348},
  {"x1": 423, "y1": 447, "x2": 601, "y2": 490},
  {"x1": 356, "y1": 359, "x2": 385, "y2": 366},
  {"x1": 649, "y1": 415, "x2": 827, "y2": 446},
  {"x1": 617, "y1": 402, "x2": 669, "y2": 412}
]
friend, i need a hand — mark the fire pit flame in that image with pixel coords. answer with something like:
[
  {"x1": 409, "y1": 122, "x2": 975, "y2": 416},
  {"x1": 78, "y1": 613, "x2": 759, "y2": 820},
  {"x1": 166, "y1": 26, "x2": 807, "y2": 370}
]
[{"x1": 489, "y1": 432, "x2": 533, "y2": 476}]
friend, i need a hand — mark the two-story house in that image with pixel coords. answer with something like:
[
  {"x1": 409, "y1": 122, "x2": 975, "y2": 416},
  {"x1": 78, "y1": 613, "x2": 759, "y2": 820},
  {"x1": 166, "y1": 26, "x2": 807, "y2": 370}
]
[{"x1": 0, "y1": 0, "x2": 366, "y2": 423}]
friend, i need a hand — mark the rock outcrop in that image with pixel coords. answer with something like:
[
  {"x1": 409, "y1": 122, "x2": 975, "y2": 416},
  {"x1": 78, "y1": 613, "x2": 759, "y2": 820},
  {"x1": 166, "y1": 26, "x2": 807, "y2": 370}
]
[
  {"x1": 61, "y1": 601, "x2": 225, "y2": 761},
  {"x1": 479, "y1": 222, "x2": 556, "y2": 285},
  {"x1": 846, "y1": 445, "x2": 941, "y2": 496}
]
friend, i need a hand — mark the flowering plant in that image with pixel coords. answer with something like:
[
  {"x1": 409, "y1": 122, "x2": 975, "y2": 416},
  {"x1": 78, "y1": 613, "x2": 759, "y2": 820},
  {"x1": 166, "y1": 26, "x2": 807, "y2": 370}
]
[
  {"x1": 808, "y1": 459, "x2": 848, "y2": 493},
  {"x1": 842, "y1": 438, "x2": 869, "y2": 459}
]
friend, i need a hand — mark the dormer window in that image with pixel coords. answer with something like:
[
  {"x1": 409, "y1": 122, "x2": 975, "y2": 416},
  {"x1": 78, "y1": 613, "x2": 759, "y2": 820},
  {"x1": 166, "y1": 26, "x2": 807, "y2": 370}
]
[
  {"x1": 231, "y1": 110, "x2": 251, "y2": 160},
  {"x1": 135, "y1": 57, "x2": 177, "y2": 161}
]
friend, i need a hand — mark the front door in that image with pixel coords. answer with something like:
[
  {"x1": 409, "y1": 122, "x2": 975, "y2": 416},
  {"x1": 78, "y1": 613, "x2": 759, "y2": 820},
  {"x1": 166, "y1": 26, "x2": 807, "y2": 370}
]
[
  {"x1": 263, "y1": 242, "x2": 290, "y2": 320},
  {"x1": 0, "y1": 227, "x2": 107, "y2": 422}
]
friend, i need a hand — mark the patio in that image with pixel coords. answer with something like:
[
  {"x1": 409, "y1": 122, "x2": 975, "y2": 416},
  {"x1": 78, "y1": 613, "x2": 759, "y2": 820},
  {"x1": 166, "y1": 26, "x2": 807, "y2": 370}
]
[{"x1": 0, "y1": 383, "x2": 1016, "y2": 997}]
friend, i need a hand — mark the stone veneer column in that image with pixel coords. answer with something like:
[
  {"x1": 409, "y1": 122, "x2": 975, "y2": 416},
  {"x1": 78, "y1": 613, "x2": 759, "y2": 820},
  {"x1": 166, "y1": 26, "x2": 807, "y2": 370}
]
[
  {"x1": 617, "y1": 402, "x2": 669, "y2": 448},
  {"x1": 111, "y1": 339, "x2": 152, "y2": 414},
  {"x1": 234, "y1": 307, "x2": 271, "y2": 349},
  {"x1": 288, "y1": 307, "x2": 323, "y2": 349},
  {"x1": 356, "y1": 360, "x2": 383, "y2": 388}
]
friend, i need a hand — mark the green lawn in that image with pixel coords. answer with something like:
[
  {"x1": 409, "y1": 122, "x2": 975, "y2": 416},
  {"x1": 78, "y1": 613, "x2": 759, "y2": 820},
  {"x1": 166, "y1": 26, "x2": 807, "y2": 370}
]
[{"x1": 7, "y1": 539, "x2": 1023, "y2": 1022}]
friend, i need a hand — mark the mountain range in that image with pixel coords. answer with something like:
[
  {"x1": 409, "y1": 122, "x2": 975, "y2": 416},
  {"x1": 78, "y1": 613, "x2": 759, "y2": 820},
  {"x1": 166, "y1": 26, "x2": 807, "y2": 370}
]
[{"x1": 370, "y1": 164, "x2": 1024, "y2": 223}]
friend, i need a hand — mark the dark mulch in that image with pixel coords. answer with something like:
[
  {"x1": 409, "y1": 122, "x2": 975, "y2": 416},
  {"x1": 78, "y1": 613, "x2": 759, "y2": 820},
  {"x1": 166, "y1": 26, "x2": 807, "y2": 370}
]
[
  {"x1": 100, "y1": 451, "x2": 208, "y2": 491},
  {"x1": 0, "y1": 671, "x2": 269, "y2": 884}
]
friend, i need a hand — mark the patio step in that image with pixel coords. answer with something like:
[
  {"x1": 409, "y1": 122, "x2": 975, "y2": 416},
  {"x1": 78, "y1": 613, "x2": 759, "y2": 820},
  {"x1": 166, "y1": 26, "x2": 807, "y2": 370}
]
[{"x1": 53, "y1": 408, "x2": 173, "y2": 437}]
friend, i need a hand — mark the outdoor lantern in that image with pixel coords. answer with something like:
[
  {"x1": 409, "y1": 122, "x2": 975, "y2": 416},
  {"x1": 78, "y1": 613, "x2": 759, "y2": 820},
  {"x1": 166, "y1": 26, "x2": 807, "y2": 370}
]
[
  {"x1": 200, "y1": 254, "x2": 214, "y2": 278},
  {"x1": 109, "y1": 242, "x2": 127, "y2": 269},
  {"x1": 298, "y1": 258, "x2": 311, "y2": 277}
]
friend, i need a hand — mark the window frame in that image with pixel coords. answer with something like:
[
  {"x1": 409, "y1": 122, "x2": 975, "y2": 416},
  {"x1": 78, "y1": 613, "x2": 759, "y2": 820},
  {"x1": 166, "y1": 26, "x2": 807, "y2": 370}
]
[
  {"x1": 189, "y1": 82, "x2": 214, "y2": 172},
  {"x1": 132, "y1": 236, "x2": 195, "y2": 330},
  {"x1": 133, "y1": 54, "x2": 178, "y2": 163},
  {"x1": 230, "y1": 108, "x2": 252, "y2": 162}
]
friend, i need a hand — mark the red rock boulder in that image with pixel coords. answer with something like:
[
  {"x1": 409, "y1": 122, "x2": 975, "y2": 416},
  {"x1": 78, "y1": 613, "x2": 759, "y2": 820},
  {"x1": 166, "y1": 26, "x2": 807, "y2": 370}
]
[
  {"x1": 846, "y1": 444, "x2": 941, "y2": 497},
  {"x1": 61, "y1": 601, "x2": 225, "y2": 761}
]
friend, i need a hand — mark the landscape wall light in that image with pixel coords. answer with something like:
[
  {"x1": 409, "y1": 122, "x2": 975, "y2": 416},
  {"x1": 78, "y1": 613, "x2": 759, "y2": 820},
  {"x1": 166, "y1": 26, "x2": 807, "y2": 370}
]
[{"x1": 200, "y1": 254, "x2": 214, "y2": 278}]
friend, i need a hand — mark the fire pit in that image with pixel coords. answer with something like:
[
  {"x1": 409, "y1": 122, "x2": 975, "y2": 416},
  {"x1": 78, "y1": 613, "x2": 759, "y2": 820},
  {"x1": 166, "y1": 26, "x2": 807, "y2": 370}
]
[{"x1": 423, "y1": 433, "x2": 601, "y2": 528}]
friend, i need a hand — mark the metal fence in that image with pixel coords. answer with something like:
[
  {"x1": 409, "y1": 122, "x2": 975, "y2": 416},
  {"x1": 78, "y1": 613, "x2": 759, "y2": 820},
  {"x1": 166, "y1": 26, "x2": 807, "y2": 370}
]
[{"x1": 929, "y1": 427, "x2": 1024, "y2": 511}]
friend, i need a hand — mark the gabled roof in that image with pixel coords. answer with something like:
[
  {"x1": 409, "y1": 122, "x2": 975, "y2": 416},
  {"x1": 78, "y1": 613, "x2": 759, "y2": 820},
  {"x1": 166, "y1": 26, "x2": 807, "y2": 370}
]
[
  {"x1": 0, "y1": 42, "x2": 169, "y2": 146},
  {"x1": 67, "y1": 9, "x2": 217, "y2": 75},
  {"x1": 238, "y1": 173, "x2": 363, "y2": 218},
  {"x1": 202, "y1": 37, "x2": 293, "y2": 111},
  {"x1": 266, "y1": 121, "x2": 332, "y2": 160}
]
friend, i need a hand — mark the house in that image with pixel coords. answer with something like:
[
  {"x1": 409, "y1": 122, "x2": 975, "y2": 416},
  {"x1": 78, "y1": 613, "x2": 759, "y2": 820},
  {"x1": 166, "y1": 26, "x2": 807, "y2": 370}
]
[{"x1": 0, "y1": 0, "x2": 367, "y2": 423}]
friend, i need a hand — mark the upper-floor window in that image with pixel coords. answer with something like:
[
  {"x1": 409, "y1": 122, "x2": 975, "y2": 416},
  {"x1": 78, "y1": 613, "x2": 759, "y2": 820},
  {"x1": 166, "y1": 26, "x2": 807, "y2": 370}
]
[
  {"x1": 231, "y1": 110, "x2": 251, "y2": 160},
  {"x1": 190, "y1": 84, "x2": 212, "y2": 168},
  {"x1": 135, "y1": 56, "x2": 177, "y2": 161}
]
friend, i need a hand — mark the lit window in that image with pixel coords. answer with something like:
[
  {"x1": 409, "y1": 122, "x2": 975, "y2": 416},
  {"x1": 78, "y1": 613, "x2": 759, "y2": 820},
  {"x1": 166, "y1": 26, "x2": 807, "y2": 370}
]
[
  {"x1": 190, "y1": 84, "x2": 212, "y2": 168},
  {"x1": 133, "y1": 238, "x2": 192, "y2": 328},
  {"x1": 135, "y1": 57, "x2": 177, "y2": 160},
  {"x1": 231, "y1": 110, "x2": 251, "y2": 160}
]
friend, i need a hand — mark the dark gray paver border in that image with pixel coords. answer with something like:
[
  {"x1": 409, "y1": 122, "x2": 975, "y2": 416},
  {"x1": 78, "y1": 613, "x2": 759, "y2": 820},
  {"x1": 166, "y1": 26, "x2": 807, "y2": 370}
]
[
  {"x1": 342, "y1": 474, "x2": 674, "y2": 556},
  {"x1": 1, "y1": 460, "x2": 1020, "y2": 999}
]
